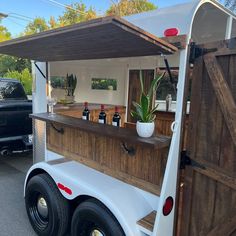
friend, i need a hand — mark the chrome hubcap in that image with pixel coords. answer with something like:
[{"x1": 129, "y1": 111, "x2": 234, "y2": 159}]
[
  {"x1": 37, "y1": 197, "x2": 48, "y2": 218},
  {"x1": 90, "y1": 229, "x2": 104, "y2": 236}
]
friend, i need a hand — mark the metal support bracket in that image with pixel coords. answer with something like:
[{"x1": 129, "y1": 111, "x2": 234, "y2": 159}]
[
  {"x1": 121, "y1": 142, "x2": 135, "y2": 156},
  {"x1": 34, "y1": 62, "x2": 47, "y2": 80},
  {"x1": 50, "y1": 123, "x2": 64, "y2": 134},
  {"x1": 189, "y1": 42, "x2": 217, "y2": 64},
  {"x1": 180, "y1": 151, "x2": 205, "y2": 170},
  {"x1": 161, "y1": 54, "x2": 177, "y2": 93}
]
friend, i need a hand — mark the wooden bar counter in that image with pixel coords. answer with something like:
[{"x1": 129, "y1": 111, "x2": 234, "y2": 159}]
[
  {"x1": 55, "y1": 103, "x2": 126, "y2": 127},
  {"x1": 31, "y1": 113, "x2": 171, "y2": 195}
]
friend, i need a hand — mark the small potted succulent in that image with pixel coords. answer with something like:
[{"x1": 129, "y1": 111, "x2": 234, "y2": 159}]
[
  {"x1": 65, "y1": 73, "x2": 77, "y2": 103},
  {"x1": 131, "y1": 71, "x2": 165, "y2": 138}
]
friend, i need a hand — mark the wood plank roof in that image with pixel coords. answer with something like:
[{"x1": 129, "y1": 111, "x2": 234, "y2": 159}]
[{"x1": 0, "y1": 16, "x2": 178, "y2": 62}]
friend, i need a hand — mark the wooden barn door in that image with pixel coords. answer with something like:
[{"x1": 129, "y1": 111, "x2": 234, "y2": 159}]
[
  {"x1": 180, "y1": 38, "x2": 236, "y2": 236},
  {"x1": 127, "y1": 70, "x2": 154, "y2": 122}
]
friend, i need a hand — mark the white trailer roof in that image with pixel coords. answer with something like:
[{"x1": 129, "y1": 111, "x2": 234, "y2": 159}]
[{"x1": 125, "y1": 0, "x2": 236, "y2": 42}]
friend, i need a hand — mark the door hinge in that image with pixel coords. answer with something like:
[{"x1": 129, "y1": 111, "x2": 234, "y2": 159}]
[
  {"x1": 189, "y1": 42, "x2": 217, "y2": 64},
  {"x1": 180, "y1": 151, "x2": 206, "y2": 170}
]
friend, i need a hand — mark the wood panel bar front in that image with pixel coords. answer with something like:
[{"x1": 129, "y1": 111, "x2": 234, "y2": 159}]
[
  {"x1": 55, "y1": 103, "x2": 126, "y2": 127},
  {"x1": 31, "y1": 113, "x2": 171, "y2": 195}
]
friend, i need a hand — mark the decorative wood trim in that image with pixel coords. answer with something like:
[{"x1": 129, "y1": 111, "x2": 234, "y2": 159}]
[
  {"x1": 161, "y1": 35, "x2": 187, "y2": 49},
  {"x1": 180, "y1": 57, "x2": 204, "y2": 236},
  {"x1": 137, "y1": 211, "x2": 157, "y2": 232},
  {"x1": 215, "y1": 49, "x2": 236, "y2": 56},
  {"x1": 0, "y1": 16, "x2": 177, "y2": 61},
  {"x1": 174, "y1": 44, "x2": 191, "y2": 236},
  {"x1": 192, "y1": 159, "x2": 236, "y2": 191},
  {"x1": 112, "y1": 18, "x2": 178, "y2": 52},
  {"x1": 31, "y1": 113, "x2": 171, "y2": 150},
  {"x1": 207, "y1": 212, "x2": 236, "y2": 236},
  {"x1": 48, "y1": 146, "x2": 162, "y2": 196},
  {"x1": 204, "y1": 54, "x2": 236, "y2": 147},
  {"x1": 180, "y1": 39, "x2": 236, "y2": 236}
]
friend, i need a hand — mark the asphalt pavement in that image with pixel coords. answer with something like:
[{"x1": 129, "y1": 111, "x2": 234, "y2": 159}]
[{"x1": 0, "y1": 152, "x2": 36, "y2": 236}]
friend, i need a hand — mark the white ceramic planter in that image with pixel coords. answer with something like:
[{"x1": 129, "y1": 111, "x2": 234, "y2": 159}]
[{"x1": 136, "y1": 121, "x2": 155, "y2": 138}]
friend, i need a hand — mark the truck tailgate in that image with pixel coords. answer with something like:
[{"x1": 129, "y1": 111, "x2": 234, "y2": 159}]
[{"x1": 0, "y1": 103, "x2": 32, "y2": 138}]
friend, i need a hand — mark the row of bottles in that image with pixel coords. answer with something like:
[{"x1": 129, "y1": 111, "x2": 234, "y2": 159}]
[{"x1": 82, "y1": 102, "x2": 121, "y2": 127}]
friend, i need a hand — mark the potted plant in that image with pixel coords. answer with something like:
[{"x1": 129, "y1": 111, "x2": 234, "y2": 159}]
[
  {"x1": 131, "y1": 71, "x2": 165, "y2": 138},
  {"x1": 65, "y1": 73, "x2": 77, "y2": 103}
]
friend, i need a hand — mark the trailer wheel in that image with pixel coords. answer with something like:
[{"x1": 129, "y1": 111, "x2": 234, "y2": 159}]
[
  {"x1": 25, "y1": 173, "x2": 70, "y2": 236},
  {"x1": 71, "y1": 199, "x2": 125, "y2": 236}
]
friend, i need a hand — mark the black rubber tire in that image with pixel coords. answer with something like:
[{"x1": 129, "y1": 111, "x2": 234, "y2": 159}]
[
  {"x1": 71, "y1": 198, "x2": 125, "y2": 236},
  {"x1": 25, "y1": 173, "x2": 70, "y2": 236}
]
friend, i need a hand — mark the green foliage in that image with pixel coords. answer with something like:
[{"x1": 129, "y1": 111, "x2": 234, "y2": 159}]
[
  {"x1": 65, "y1": 74, "x2": 77, "y2": 96},
  {"x1": 131, "y1": 71, "x2": 165, "y2": 122},
  {"x1": 91, "y1": 78, "x2": 117, "y2": 90},
  {"x1": 48, "y1": 16, "x2": 61, "y2": 29},
  {"x1": 225, "y1": 0, "x2": 236, "y2": 11},
  {"x1": 106, "y1": 0, "x2": 157, "y2": 16},
  {"x1": 156, "y1": 70, "x2": 178, "y2": 100},
  {"x1": 0, "y1": 55, "x2": 31, "y2": 77},
  {"x1": 24, "y1": 17, "x2": 49, "y2": 35},
  {"x1": 0, "y1": 25, "x2": 11, "y2": 42},
  {"x1": 59, "y1": 2, "x2": 97, "y2": 26},
  {"x1": 23, "y1": 2, "x2": 97, "y2": 35},
  {"x1": 51, "y1": 76, "x2": 65, "y2": 88},
  {"x1": 4, "y1": 68, "x2": 33, "y2": 95}
]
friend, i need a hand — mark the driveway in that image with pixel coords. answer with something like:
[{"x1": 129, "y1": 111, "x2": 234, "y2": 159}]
[{"x1": 0, "y1": 152, "x2": 36, "y2": 236}]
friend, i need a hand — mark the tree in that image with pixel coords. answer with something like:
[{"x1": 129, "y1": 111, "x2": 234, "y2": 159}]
[
  {"x1": 0, "y1": 55, "x2": 31, "y2": 76},
  {"x1": 48, "y1": 16, "x2": 60, "y2": 29},
  {"x1": 24, "y1": 17, "x2": 49, "y2": 35},
  {"x1": 4, "y1": 68, "x2": 33, "y2": 95},
  {"x1": 59, "y1": 2, "x2": 97, "y2": 26},
  {"x1": 0, "y1": 25, "x2": 11, "y2": 42},
  {"x1": 225, "y1": 0, "x2": 236, "y2": 11},
  {"x1": 106, "y1": 0, "x2": 157, "y2": 16}
]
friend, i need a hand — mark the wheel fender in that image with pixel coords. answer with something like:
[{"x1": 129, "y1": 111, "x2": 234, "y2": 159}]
[{"x1": 24, "y1": 161, "x2": 157, "y2": 236}]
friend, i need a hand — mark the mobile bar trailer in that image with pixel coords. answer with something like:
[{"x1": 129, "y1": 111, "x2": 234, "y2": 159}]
[{"x1": 0, "y1": 0, "x2": 235, "y2": 235}]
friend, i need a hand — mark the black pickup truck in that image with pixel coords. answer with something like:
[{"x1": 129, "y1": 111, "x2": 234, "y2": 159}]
[{"x1": 0, "y1": 78, "x2": 32, "y2": 155}]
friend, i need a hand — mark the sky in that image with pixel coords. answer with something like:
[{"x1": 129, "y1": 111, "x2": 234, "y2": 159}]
[{"x1": 0, "y1": 0, "x2": 190, "y2": 36}]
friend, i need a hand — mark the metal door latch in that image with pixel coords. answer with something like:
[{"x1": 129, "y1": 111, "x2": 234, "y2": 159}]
[{"x1": 180, "y1": 151, "x2": 205, "y2": 170}]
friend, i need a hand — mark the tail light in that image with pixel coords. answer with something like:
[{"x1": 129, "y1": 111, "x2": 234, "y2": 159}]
[
  {"x1": 163, "y1": 196, "x2": 174, "y2": 216},
  {"x1": 164, "y1": 28, "x2": 179, "y2": 37}
]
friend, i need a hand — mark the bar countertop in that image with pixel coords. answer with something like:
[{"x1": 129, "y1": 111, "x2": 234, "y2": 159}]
[
  {"x1": 55, "y1": 103, "x2": 126, "y2": 112},
  {"x1": 31, "y1": 113, "x2": 171, "y2": 150}
]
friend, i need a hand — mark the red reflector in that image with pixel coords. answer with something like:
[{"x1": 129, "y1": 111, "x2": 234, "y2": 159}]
[
  {"x1": 64, "y1": 187, "x2": 72, "y2": 195},
  {"x1": 163, "y1": 196, "x2": 174, "y2": 216},
  {"x1": 57, "y1": 183, "x2": 72, "y2": 195},
  {"x1": 164, "y1": 28, "x2": 179, "y2": 37}
]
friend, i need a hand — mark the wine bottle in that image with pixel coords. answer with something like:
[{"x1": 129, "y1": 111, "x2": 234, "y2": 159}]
[
  {"x1": 82, "y1": 102, "x2": 90, "y2": 120},
  {"x1": 112, "y1": 106, "x2": 121, "y2": 127},
  {"x1": 98, "y1": 104, "x2": 106, "y2": 124}
]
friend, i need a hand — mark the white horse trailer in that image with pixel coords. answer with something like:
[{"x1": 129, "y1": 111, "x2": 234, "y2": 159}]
[{"x1": 0, "y1": 0, "x2": 235, "y2": 236}]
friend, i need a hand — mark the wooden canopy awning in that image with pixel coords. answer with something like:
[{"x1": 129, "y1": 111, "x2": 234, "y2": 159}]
[{"x1": 0, "y1": 16, "x2": 177, "y2": 62}]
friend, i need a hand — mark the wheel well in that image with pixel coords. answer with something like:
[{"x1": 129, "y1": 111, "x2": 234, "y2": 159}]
[
  {"x1": 26, "y1": 172, "x2": 125, "y2": 234},
  {"x1": 70, "y1": 195, "x2": 92, "y2": 215},
  {"x1": 26, "y1": 168, "x2": 47, "y2": 187},
  {"x1": 70, "y1": 195, "x2": 125, "y2": 235}
]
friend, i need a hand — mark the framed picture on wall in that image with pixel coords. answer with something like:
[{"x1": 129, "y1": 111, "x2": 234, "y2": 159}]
[
  {"x1": 91, "y1": 78, "x2": 117, "y2": 91},
  {"x1": 50, "y1": 76, "x2": 66, "y2": 89}
]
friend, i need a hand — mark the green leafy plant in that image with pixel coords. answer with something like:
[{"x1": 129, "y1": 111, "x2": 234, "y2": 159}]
[
  {"x1": 65, "y1": 73, "x2": 77, "y2": 96},
  {"x1": 4, "y1": 68, "x2": 33, "y2": 95},
  {"x1": 131, "y1": 71, "x2": 165, "y2": 122}
]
